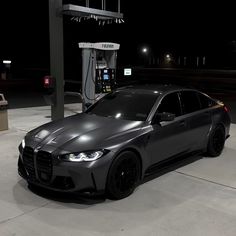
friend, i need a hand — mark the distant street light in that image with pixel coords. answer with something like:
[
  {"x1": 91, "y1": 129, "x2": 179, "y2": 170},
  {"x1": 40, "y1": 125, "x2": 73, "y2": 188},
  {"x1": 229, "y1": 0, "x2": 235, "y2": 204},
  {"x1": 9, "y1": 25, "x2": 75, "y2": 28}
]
[
  {"x1": 140, "y1": 46, "x2": 151, "y2": 66},
  {"x1": 2, "y1": 60, "x2": 12, "y2": 80},
  {"x1": 165, "y1": 53, "x2": 172, "y2": 64},
  {"x1": 3, "y1": 60, "x2": 11, "y2": 65},
  {"x1": 142, "y1": 47, "x2": 148, "y2": 54}
]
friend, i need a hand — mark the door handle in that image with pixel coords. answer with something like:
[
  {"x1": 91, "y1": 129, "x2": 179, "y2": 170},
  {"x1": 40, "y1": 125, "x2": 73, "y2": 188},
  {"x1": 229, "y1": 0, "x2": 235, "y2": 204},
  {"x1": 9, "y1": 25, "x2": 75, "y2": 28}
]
[{"x1": 179, "y1": 120, "x2": 186, "y2": 127}]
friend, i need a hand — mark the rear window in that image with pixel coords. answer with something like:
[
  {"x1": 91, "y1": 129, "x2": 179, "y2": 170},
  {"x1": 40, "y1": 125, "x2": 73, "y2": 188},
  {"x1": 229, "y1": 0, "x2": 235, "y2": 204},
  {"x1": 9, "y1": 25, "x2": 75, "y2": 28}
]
[
  {"x1": 180, "y1": 91, "x2": 201, "y2": 114},
  {"x1": 197, "y1": 92, "x2": 217, "y2": 109}
]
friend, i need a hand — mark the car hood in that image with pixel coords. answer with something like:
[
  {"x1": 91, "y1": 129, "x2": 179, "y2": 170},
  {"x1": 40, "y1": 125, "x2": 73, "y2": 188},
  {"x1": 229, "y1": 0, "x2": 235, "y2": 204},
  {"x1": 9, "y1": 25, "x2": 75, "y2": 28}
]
[{"x1": 27, "y1": 113, "x2": 143, "y2": 153}]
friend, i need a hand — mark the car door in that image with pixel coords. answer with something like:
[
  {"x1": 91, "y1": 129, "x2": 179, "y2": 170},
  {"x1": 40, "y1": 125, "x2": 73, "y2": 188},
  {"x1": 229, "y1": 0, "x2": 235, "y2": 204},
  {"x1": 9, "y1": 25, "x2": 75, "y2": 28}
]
[
  {"x1": 146, "y1": 92, "x2": 190, "y2": 165},
  {"x1": 179, "y1": 90, "x2": 212, "y2": 151}
]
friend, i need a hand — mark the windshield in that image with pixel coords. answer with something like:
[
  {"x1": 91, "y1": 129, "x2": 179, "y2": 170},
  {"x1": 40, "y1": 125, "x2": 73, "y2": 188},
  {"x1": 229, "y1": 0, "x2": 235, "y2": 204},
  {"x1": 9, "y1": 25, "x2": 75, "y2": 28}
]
[{"x1": 86, "y1": 90, "x2": 159, "y2": 121}]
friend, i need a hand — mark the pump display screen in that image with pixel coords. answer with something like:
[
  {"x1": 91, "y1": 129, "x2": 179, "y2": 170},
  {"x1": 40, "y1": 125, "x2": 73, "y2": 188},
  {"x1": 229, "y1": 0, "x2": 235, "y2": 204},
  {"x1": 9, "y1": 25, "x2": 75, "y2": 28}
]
[
  {"x1": 103, "y1": 74, "x2": 109, "y2": 80},
  {"x1": 95, "y1": 68, "x2": 115, "y2": 93}
]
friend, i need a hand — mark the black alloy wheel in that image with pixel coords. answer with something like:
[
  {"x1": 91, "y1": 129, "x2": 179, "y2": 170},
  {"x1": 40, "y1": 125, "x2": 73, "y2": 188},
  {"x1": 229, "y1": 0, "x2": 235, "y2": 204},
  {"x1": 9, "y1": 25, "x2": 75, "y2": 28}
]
[
  {"x1": 207, "y1": 125, "x2": 225, "y2": 157},
  {"x1": 106, "y1": 151, "x2": 141, "y2": 200}
]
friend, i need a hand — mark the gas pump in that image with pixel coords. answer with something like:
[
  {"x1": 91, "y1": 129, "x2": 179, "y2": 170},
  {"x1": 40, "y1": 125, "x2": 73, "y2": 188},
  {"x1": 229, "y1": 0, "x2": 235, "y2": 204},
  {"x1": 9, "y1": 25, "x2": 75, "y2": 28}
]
[
  {"x1": 79, "y1": 42, "x2": 120, "y2": 110},
  {"x1": 95, "y1": 68, "x2": 116, "y2": 93}
]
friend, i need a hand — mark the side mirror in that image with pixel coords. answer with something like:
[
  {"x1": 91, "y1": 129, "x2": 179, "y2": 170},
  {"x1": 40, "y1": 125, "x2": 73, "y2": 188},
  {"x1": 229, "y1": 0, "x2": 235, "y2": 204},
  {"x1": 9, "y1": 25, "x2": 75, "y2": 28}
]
[{"x1": 152, "y1": 112, "x2": 175, "y2": 124}]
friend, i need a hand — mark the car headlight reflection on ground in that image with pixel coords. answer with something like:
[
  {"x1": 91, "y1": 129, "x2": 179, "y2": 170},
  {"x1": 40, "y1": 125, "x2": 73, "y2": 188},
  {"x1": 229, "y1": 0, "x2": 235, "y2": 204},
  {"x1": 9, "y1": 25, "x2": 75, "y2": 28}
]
[
  {"x1": 19, "y1": 138, "x2": 25, "y2": 153},
  {"x1": 21, "y1": 139, "x2": 25, "y2": 149}
]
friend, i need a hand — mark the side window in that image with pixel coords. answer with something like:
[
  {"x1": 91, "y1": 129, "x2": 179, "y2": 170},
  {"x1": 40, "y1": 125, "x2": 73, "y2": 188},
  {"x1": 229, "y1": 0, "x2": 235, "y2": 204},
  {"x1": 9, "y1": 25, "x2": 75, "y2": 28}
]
[
  {"x1": 197, "y1": 92, "x2": 216, "y2": 109},
  {"x1": 157, "y1": 92, "x2": 182, "y2": 117},
  {"x1": 181, "y1": 91, "x2": 201, "y2": 114}
]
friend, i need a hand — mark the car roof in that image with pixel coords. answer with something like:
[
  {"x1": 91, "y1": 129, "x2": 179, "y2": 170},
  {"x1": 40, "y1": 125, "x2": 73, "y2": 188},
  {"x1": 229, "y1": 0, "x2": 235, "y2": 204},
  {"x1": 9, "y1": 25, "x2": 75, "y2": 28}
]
[{"x1": 117, "y1": 84, "x2": 193, "y2": 95}]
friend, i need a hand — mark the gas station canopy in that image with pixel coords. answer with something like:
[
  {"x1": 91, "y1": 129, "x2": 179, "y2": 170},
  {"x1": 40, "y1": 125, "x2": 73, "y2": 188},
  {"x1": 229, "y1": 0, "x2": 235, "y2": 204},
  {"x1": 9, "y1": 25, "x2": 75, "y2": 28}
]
[{"x1": 62, "y1": 4, "x2": 123, "y2": 20}]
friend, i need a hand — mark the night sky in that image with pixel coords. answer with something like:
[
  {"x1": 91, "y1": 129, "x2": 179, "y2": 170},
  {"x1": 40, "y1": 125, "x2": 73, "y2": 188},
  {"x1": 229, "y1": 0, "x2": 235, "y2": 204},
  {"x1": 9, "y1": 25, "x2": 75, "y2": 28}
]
[{"x1": 1, "y1": 1, "x2": 236, "y2": 71}]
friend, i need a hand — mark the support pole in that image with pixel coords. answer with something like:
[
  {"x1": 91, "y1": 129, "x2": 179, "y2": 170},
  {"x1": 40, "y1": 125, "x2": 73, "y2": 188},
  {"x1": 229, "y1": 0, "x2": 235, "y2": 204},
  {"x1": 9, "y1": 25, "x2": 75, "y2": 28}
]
[
  {"x1": 118, "y1": 0, "x2": 120, "y2": 13},
  {"x1": 86, "y1": 0, "x2": 89, "y2": 7},
  {"x1": 81, "y1": 49, "x2": 95, "y2": 111},
  {"x1": 49, "y1": 0, "x2": 64, "y2": 120}
]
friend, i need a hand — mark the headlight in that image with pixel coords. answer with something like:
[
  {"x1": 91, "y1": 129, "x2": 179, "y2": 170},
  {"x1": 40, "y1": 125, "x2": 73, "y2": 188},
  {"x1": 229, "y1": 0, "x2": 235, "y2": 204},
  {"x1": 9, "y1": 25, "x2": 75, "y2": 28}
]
[{"x1": 60, "y1": 150, "x2": 109, "y2": 162}]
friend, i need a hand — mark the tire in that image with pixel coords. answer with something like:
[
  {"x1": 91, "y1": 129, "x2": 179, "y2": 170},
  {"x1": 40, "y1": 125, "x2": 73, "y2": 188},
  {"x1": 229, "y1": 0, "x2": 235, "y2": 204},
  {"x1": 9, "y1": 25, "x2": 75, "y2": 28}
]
[
  {"x1": 106, "y1": 151, "x2": 141, "y2": 200},
  {"x1": 206, "y1": 125, "x2": 225, "y2": 157}
]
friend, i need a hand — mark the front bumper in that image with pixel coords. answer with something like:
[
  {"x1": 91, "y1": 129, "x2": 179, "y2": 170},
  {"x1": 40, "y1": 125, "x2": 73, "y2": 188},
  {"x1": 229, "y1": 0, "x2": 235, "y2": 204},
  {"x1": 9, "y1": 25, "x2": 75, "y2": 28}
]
[{"x1": 18, "y1": 148, "x2": 114, "y2": 193}]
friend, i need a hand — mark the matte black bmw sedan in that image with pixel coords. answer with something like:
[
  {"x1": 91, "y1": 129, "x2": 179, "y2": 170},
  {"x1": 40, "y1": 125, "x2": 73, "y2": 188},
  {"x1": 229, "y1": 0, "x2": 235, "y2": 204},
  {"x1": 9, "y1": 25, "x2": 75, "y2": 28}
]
[{"x1": 18, "y1": 85, "x2": 231, "y2": 199}]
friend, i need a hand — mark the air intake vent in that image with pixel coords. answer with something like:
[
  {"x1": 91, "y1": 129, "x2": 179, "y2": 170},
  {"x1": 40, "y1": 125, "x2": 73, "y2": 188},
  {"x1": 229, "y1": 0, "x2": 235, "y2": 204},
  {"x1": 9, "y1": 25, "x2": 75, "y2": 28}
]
[
  {"x1": 22, "y1": 147, "x2": 37, "y2": 181},
  {"x1": 36, "y1": 151, "x2": 53, "y2": 183}
]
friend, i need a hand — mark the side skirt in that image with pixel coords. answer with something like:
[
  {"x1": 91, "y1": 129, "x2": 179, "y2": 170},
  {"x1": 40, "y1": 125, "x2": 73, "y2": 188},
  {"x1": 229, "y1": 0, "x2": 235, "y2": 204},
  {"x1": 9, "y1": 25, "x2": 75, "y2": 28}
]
[{"x1": 144, "y1": 150, "x2": 203, "y2": 179}]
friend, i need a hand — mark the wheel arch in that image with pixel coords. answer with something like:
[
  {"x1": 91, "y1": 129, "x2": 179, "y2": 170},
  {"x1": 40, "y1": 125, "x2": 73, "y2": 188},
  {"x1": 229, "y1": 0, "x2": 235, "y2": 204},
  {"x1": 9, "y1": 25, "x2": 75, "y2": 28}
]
[
  {"x1": 206, "y1": 122, "x2": 226, "y2": 157},
  {"x1": 105, "y1": 147, "x2": 143, "y2": 199},
  {"x1": 110, "y1": 147, "x2": 143, "y2": 180},
  {"x1": 209, "y1": 122, "x2": 226, "y2": 137}
]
